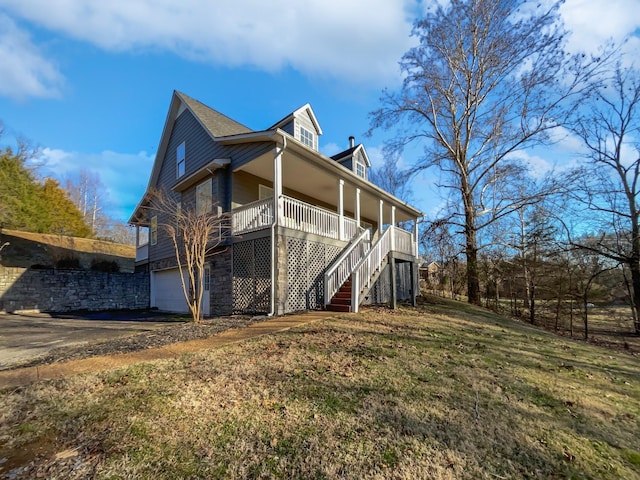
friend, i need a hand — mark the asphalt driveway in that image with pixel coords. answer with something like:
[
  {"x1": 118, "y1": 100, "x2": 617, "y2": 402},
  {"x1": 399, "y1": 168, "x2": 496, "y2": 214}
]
[{"x1": 0, "y1": 311, "x2": 182, "y2": 370}]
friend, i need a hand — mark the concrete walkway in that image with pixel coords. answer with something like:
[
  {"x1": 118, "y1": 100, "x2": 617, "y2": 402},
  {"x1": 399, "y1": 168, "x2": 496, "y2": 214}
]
[{"x1": 0, "y1": 311, "x2": 332, "y2": 390}]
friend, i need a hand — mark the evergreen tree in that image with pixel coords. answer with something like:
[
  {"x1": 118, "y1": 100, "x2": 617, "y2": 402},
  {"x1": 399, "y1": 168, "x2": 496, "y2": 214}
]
[{"x1": 0, "y1": 144, "x2": 91, "y2": 236}]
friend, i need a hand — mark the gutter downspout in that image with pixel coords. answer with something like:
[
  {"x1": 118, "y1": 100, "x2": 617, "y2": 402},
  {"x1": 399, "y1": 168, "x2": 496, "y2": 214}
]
[{"x1": 268, "y1": 135, "x2": 286, "y2": 316}]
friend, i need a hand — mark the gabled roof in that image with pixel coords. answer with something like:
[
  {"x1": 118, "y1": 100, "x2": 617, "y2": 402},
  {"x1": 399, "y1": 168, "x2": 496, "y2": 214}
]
[
  {"x1": 129, "y1": 91, "x2": 254, "y2": 224},
  {"x1": 176, "y1": 91, "x2": 252, "y2": 137},
  {"x1": 331, "y1": 143, "x2": 371, "y2": 167},
  {"x1": 269, "y1": 103, "x2": 323, "y2": 135}
]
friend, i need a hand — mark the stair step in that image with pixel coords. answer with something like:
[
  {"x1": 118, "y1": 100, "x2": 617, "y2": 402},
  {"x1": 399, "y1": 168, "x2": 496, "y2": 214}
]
[
  {"x1": 326, "y1": 304, "x2": 351, "y2": 312},
  {"x1": 334, "y1": 291, "x2": 351, "y2": 299},
  {"x1": 331, "y1": 297, "x2": 351, "y2": 305}
]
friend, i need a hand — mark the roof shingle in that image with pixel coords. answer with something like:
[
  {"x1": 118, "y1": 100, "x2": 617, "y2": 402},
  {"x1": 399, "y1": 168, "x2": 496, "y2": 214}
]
[{"x1": 176, "y1": 91, "x2": 253, "y2": 137}]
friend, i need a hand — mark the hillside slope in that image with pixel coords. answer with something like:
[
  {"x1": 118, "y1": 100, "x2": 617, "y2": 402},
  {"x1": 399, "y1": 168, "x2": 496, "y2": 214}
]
[
  {"x1": 0, "y1": 228, "x2": 135, "y2": 272},
  {"x1": 1, "y1": 298, "x2": 639, "y2": 478}
]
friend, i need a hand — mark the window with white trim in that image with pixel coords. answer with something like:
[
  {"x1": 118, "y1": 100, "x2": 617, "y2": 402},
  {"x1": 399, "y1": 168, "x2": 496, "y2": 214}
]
[
  {"x1": 299, "y1": 126, "x2": 315, "y2": 149},
  {"x1": 150, "y1": 216, "x2": 158, "y2": 245},
  {"x1": 196, "y1": 178, "x2": 212, "y2": 216},
  {"x1": 355, "y1": 160, "x2": 366, "y2": 179},
  {"x1": 177, "y1": 142, "x2": 185, "y2": 178}
]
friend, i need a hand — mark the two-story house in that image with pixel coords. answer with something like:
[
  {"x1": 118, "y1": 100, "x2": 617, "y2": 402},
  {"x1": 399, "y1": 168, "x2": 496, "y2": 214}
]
[{"x1": 129, "y1": 91, "x2": 422, "y2": 316}]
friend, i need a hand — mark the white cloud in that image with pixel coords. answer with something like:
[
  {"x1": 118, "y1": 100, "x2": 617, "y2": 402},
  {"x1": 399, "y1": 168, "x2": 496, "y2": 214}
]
[
  {"x1": 561, "y1": 0, "x2": 640, "y2": 54},
  {"x1": 36, "y1": 147, "x2": 154, "y2": 221},
  {"x1": 0, "y1": 0, "x2": 416, "y2": 86},
  {"x1": 0, "y1": 13, "x2": 63, "y2": 99},
  {"x1": 320, "y1": 142, "x2": 342, "y2": 158}
]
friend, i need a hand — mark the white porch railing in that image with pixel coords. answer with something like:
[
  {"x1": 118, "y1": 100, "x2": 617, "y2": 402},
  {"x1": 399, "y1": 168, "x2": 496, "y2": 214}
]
[
  {"x1": 324, "y1": 228, "x2": 371, "y2": 304},
  {"x1": 232, "y1": 194, "x2": 360, "y2": 241},
  {"x1": 281, "y1": 196, "x2": 340, "y2": 238},
  {"x1": 394, "y1": 227, "x2": 414, "y2": 256},
  {"x1": 231, "y1": 197, "x2": 274, "y2": 235},
  {"x1": 351, "y1": 226, "x2": 393, "y2": 312},
  {"x1": 343, "y1": 217, "x2": 358, "y2": 241}
]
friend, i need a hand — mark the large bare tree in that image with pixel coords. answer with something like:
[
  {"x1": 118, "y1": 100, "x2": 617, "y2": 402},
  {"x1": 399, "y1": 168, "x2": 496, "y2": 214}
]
[
  {"x1": 569, "y1": 64, "x2": 640, "y2": 333},
  {"x1": 148, "y1": 189, "x2": 229, "y2": 323},
  {"x1": 369, "y1": 0, "x2": 602, "y2": 305}
]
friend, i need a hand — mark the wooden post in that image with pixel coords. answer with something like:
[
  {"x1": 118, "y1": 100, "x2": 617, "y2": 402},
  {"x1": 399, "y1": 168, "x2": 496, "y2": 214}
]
[
  {"x1": 390, "y1": 255, "x2": 397, "y2": 310},
  {"x1": 410, "y1": 261, "x2": 418, "y2": 306}
]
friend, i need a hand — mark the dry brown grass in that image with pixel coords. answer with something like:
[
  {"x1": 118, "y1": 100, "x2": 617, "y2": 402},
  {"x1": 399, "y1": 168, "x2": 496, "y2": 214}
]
[{"x1": 1, "y1": 297, "x2": 639, "y2": 479}]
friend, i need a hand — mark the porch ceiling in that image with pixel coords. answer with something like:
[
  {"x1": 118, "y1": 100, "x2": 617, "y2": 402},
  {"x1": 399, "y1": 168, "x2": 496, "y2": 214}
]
[{"x1": 235, "y1": 148, "x2": 418, "y2": 223}]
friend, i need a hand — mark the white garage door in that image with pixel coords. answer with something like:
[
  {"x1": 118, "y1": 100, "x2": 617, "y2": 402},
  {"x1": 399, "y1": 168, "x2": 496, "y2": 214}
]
[{"x1": 152, "y1": 268, "x2": 189, "y2": 313}]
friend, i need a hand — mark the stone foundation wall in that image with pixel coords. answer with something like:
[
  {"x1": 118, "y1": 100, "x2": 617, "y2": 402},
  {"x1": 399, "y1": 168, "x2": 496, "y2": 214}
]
[{"x1": 0, "y1": 266, "x2": 149, "y2": 313}]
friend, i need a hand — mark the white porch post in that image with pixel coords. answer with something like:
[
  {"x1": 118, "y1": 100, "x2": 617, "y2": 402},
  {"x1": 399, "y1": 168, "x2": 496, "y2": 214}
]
[
  {"x1": 414, "y1": 218, "x2": 419, "y2": 257},
  {"x1": 274, "y1": 147, "x2": 283, "y2": 225},
  {"x1": 390, "y1": 206, "x2": 396, "y2": 251},
  {"x1": 355, "y1": 188, "x2": 361, "y2": 228},
  {"x1": 378, "y1": 200, "x2": 384, "y2": 235},
  {"x1": 338, "y1": 179, "x2": 345, "y2": 241}
]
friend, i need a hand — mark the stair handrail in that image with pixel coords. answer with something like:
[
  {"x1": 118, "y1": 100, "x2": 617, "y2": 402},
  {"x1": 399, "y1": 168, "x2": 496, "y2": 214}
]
[
  {"x1": 351, "y1": 226, "x2": 394, "y2": 313},
  {"x1": 324, "y1": 228, "x2": 371, "y2": 305}
]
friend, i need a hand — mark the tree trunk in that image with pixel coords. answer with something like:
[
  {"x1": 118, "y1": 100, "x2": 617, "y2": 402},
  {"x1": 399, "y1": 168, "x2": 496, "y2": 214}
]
[
  {"x1": 529, "y1": 282, "x2": 536, "y2": 325},
  {"x1": 629, "y1": 259, "x2": 640, "y2": 334},
  {"x1": 582, "y1": 296, "x2": 589, "y2": 340},
  {"x1": 463, "y1": 190, "x2": 480, "y2": 305}
]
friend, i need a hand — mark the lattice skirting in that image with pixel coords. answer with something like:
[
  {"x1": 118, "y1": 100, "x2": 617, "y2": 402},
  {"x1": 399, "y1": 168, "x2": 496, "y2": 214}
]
[
  {"x1": 232, "y1": 237, "x2": 272, "y2": 314},
  {"x1": 284, "y1": 237, "x2": 343, "y2": 313}
]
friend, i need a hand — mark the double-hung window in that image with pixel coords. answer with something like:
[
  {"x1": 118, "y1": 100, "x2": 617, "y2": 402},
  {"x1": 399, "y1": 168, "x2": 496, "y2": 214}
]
[
  {"x1": 177, "y1": 142, "x2": 185, "y2": 178},
  {"x1": 356, "y1": 160, "x2": 366, "y2": 179}
]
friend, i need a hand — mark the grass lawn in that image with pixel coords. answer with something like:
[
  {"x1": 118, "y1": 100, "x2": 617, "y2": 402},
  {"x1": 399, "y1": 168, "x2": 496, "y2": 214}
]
[{"x1": 1, "y1": 296, "x2": 639, "y2": 479}]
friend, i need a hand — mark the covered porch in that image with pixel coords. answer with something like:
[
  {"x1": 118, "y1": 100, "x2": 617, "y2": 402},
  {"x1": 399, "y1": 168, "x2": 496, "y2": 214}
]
[{"x1": 228, "y1": 136, "x2": 421, "y2": 250}]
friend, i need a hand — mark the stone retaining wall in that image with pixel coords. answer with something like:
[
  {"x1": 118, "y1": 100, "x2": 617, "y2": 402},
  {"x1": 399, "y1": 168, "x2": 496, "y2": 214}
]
[{"x1": 0, "y1": 266, "x2": 149, "y2": 313}]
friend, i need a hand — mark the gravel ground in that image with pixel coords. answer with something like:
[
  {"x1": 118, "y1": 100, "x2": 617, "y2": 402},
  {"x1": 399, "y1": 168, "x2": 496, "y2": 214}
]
[{"x1": 9, "y1": 316, "x2": 263, "y2": 370}]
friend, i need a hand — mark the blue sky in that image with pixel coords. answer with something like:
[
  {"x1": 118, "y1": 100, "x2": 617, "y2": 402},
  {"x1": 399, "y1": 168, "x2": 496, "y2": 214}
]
[{"x1": 0, "y1": 0, "x2": 639, "y2": 223}]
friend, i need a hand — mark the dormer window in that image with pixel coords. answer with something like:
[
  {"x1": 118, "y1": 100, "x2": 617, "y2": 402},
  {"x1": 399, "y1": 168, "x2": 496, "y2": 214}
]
[
  {"x1": 356, "y1": 159, "x2": 367, "y2": 179},
  {"x1": 299, "y1": 126, "x2": 315, "y2": 149},
  {"x1": 177, "y1": 142, "x2": 186, "y2": 178}
]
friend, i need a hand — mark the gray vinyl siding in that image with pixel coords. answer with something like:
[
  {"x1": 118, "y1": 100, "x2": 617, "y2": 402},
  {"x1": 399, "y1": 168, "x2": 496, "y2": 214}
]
[
  {"x1": 230, "y1": 142, "x2": 275, "y2": 171},
  {"x1": 149, "y1": 110, "x2": 233, "y2": 264},
  {"x1": 295, "y1": 113, "x2": 318, "y2": 150},
  {"x1": 174, "y1": 109, "x2": 235, "y2": 179},
  {"x1": 338, "y1": 158, "x2": 353, "y2": 170},
  {"x1": 354, "y1": 150, "x2": 368, "y2": 179},
  {"x1": 280, "y1": 120, "x2": 295, "y2": 136},
  {"x1": 232, "y1": 171, "x2": 264, "y2": 208}
]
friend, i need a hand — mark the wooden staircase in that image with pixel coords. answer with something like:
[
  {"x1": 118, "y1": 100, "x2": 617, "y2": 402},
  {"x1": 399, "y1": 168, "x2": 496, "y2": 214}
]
[{"x1": 326, "y1": 279, "x2": 352, "y2": 312}]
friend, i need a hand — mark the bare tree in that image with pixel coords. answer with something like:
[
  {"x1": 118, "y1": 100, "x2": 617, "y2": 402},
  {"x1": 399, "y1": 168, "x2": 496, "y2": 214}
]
[
  {"x1": 368, "y1": 153, "x2": 413, "y2": 204},
  {"x1": 369, "y1": 0, "x2": 605, "y2": 305},
  {"x1": 65, "y1": 169, "x2": 106, "y2": 234},
  {"x1": 147, "y1": 189, "x2": 229, "y2": 323},
  {"x1": 569, "y1": 64, "x2": 640, "y2": 333}
]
